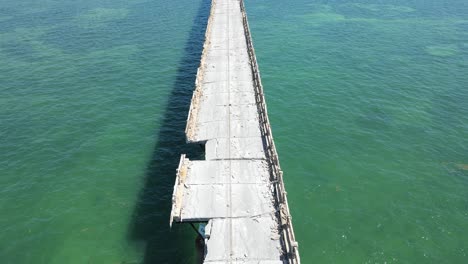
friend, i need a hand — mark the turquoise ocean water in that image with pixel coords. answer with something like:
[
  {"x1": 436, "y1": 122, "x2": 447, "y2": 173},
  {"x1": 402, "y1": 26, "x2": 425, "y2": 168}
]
[{"x1": 1, "y1": 0, "x2": 467, "y2": 263}]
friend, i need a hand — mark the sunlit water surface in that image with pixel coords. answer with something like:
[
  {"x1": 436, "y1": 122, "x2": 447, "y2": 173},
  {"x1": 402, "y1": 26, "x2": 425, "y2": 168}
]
[{"x1": 1, "y1": 0, "x2": 467, "y2": 263}]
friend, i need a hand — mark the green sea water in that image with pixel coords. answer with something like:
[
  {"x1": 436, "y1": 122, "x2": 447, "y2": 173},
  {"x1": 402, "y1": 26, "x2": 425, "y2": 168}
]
[{"x1": 0, "y1": 0, "x2": 467, "y2": 263}]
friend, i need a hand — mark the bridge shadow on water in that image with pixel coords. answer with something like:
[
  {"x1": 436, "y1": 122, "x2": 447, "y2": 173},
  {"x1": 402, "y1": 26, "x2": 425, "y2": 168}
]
[{"x1": 128, "y1": 0, "x2": 210, "y2": 263}]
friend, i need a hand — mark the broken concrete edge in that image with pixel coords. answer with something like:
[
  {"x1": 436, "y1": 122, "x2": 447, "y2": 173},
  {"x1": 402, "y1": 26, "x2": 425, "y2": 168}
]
[
  {"x1": 170, "y1": 154, "x2": 189, "y2": 227},
  {"x1": 239, "y1": 0, "x2": 300, "y2": 262},
  {"x1": 173, "y1": 0, "x2": 299, "y2": 261},
  {"x1": 185, "y1": 0, "x2": 218, "y2": 142}
]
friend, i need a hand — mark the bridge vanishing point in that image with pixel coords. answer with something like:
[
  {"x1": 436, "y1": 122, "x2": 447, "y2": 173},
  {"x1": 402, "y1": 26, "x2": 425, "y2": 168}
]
[{"x1": 170, "y1": 0, "x2": 300, "y2": 263}]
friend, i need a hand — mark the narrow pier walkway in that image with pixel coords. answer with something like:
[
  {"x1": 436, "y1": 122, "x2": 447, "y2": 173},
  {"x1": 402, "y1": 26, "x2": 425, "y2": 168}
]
[{"x1": 170, "y1": 0, "x2": 300, "y2": 263}]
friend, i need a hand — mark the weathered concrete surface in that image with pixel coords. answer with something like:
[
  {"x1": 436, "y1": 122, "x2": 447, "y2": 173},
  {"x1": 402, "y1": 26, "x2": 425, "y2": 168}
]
[
  {"x1": 170, "y1": 0, "x2": 300, "y2": 263},
  {"x1": 172, "y1": 157, "x2": 283, "y2": 262},
  {"x1": 185, "y1": 0, "x2": 260, "y2": 146},
  {"x1": 172, "y1": 158, "x2": 274, "y2": 220}
]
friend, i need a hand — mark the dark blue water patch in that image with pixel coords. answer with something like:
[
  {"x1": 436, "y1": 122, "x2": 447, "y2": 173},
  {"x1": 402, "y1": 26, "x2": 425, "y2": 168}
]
[
  {"x1": 331, "y1": 0, "x2": 468, "y2": 19},
  {"x1": 355, "y1": 106, "x2": 394, "y2": 131},
  {"x1": 0, "y1": 20, "x2": 15, "y2": 33},
  {"x1": 455, "y1": 21, "x2": 468, "y2": 35},
  {"x1": 334, "y1": 3, "x2": 419, "y2": 21},
  {"x1": 0, "y1": 8, "x2": 18, "y2": 32},
  {"x1": 431, "y1": 88, "x2": 468, "y2": 124},
  {"x1": 40, "y1": 22, "x2": 128, "y2": 54},
  {"x1": 0, "y1": 6, "x2": 80, "y2": 33},
  {"x1": 0, "y1": 0, "x2": 141, "y2": 34},
  {"x1": 0, "y1": 40, "x2": 39, "y2": 62},
  {"x1": 39, "y1": 1, "x2": 188, "y2": 55}
]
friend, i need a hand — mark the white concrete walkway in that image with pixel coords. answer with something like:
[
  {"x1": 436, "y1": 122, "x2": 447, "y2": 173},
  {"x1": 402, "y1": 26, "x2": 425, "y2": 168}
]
[{"x1": 170, "y1": 0, "x2": 299, "y2": 263}]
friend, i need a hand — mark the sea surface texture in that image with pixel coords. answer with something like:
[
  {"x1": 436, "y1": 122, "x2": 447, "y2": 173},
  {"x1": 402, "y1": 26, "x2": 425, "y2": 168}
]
[{"x1": 0, "y1": 0, "x2": 467, "y2": 263}]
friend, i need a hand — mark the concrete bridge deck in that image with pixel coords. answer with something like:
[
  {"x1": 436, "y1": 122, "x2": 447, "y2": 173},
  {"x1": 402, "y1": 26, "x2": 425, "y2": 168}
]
[{"x1": 170, "y1": 0, "x2": 300, "y2": 263}]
